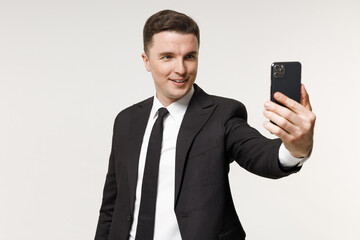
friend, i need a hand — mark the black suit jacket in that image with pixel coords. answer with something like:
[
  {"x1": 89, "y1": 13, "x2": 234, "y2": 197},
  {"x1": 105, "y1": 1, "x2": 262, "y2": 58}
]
[{"x1": 95, "y1": 84, "x2": 299, "y2": 240}]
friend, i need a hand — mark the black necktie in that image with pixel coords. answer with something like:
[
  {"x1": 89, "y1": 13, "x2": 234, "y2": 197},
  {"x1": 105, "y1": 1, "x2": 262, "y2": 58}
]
[{"x1": 135, "y1": 107, "x2": 169, "y2": 240}]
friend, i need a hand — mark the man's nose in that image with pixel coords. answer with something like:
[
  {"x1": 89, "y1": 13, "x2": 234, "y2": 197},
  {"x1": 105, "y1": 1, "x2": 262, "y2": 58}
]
[{"x1": 174, "y1": 59, "x2": 186, "y2": 75}]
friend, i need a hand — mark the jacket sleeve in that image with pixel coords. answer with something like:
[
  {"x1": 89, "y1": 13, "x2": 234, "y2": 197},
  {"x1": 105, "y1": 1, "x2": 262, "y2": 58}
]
[
  {"x1": 224, "y1": 101, "x2": 300, "y2": 179},
  {"x1": 94, "y1": 118, "x2": 118, "y2": 239}
]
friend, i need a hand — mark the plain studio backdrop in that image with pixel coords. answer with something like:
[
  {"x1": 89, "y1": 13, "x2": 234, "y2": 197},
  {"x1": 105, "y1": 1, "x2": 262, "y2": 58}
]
[{"x1": 1, "y1": 0, "x2": 359, "y2": 239}]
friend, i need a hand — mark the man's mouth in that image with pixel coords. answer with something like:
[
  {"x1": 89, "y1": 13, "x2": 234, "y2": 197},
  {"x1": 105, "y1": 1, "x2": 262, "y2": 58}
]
[{"x1": 170, "y1": 79, "x2": 187, "y2": 83}]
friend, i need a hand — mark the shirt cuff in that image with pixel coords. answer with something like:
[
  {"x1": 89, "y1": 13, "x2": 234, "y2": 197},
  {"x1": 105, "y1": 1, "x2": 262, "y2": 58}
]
[{"x1": 278, "y1": 143, "x2": 308, "y2": 168}]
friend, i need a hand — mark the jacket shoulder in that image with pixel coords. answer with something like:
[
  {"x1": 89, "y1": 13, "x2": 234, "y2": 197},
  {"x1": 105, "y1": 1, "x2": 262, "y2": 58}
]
[
  {"x1": 119, "y1": 96, "x2": 153, "y2": 114},
  {"x1": 114, "y1": 97, "x2": 153, "y2": 121},
  {"x1": 209, "y1": 94, "x2": 248, "y2": 121}
]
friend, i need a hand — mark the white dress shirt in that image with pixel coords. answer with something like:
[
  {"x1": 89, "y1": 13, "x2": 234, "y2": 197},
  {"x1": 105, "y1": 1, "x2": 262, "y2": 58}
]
[
  {"x1": 129, "y1": 86, "x2": 306, "y2": 240},
  {"x1": 128, "y1": 87, "x2": 194, "y2": 240}
]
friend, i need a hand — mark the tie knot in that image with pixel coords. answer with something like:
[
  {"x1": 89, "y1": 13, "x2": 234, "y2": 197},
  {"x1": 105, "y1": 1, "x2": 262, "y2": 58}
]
[{"x1": 157, "y1": 107, "x2": 169, "y2": 119}]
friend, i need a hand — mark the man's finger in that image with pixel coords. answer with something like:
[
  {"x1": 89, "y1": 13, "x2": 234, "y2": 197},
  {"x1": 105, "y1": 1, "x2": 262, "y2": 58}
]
[
  {"x1": 264, "y1": 100, "x2": 302, "y2": 125},
  {"x1": 300, "y1": 84, "x2": 312, "y2": 111},
  {"x1": 273, "y1": 92, "x2": 300, "y2": 113},
  {"x1": 263, "y1": 121, "x2": 289, "y2": 140}
]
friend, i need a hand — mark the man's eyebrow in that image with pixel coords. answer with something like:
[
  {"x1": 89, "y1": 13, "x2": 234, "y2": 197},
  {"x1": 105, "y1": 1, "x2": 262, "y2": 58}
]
[
  {"x1": 158, "y1": 51, "x2": 198, "y2": 56},
  {"x1": 186, "y1": 51, "x2": 198, "y2": 56},
  {"x1": 158, "y1": 52, "x2": 174, "y2": 56}
]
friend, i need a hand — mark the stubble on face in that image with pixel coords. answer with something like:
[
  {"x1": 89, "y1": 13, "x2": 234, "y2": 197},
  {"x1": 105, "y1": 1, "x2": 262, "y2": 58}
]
[{"x1": 142, "y1": 31, "x2": 199, "y2": 107}]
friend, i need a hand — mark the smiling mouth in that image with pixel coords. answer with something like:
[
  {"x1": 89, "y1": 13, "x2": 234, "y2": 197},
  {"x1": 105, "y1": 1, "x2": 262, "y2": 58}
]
[{"x1": 170, "y1": 79, "x2": 187, "y2": 83}]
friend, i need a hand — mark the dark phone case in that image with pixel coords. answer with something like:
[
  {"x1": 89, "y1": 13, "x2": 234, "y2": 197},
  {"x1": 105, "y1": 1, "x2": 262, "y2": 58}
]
[{"x1": 271, "y1": 61, "x2": 301, "y2": 106}]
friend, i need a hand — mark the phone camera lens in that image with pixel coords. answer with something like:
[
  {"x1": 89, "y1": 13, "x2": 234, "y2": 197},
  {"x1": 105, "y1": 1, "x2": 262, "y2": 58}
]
[
  {"x1": 274, "y1": 72, "x2": 280, "y2": 78},
  {"x1": 274, "y1": 65, "x2": 280, "y2": 71},
  {"x1": 279, "y1": 68, "x2": 285, "y2": 74}
]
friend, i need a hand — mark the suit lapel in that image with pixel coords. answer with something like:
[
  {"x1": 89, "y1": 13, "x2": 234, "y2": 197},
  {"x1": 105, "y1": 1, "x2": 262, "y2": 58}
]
[
  {"x1": 127, "y1": 97, "x2": 153, "y2": 208},
  {"x1": 174, "y1": 85, "x2": 217, "y2": 207}
]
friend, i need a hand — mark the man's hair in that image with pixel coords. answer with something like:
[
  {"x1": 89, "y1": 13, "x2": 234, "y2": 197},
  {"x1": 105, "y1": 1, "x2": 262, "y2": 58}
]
[{"x1": 143, "y1": 9, "x2": 200, "y2": 54}]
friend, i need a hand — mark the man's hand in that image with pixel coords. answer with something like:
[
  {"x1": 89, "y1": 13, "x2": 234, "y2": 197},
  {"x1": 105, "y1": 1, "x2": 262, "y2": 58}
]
[{"x1": 263, "y1": 84, "x2": 316, "y2": 158}]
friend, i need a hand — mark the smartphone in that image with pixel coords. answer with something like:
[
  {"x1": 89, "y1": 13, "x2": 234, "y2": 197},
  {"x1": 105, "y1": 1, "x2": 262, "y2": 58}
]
[{"x1": 270, "y1": 61, "x2": 301, "y2": 107}]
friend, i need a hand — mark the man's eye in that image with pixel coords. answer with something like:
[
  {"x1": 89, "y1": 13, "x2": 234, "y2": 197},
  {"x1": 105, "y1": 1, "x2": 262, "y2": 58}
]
[
  {"x1": 185, "y1": 55, "x2": 195, "y2": 59},
  {"x1": 162, "y1": 55, "x2": 171, "y2": 60}
]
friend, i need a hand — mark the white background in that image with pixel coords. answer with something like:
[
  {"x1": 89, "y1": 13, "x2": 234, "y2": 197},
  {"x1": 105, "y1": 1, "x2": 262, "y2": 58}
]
[{"x1": 1, "y1": 0, "x2": 359, "y2": 239}]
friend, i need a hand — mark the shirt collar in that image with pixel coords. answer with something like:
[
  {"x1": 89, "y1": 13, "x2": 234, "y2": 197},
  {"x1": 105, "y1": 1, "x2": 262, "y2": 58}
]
[{"x1": 151, "y1": 86, "x2": 194, "y2": 122}]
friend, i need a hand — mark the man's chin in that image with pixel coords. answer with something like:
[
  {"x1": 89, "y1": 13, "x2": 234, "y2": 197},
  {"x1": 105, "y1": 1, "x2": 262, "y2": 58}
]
[{"x1": 169, "y1": 87, "x2": 191, "y2": 99}]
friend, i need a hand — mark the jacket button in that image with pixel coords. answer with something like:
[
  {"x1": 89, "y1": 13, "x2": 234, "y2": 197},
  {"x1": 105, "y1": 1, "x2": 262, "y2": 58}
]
[{"x1": 127, "y1": 214, "x2": 132, "y2": 221}]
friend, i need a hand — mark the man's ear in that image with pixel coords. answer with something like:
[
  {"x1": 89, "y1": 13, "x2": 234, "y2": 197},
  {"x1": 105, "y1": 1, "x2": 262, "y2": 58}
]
[{"x1": 142, "y1": 53, "x2": 151, "y2": 72}]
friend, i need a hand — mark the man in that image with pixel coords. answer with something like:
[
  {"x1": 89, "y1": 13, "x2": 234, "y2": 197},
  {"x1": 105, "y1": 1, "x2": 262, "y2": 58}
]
[{"x1": 95, "y1": 10, "x2": 315, "y2": 240}]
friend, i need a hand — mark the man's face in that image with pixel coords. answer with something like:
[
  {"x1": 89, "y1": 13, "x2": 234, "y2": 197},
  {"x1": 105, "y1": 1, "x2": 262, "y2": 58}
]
[{"x1": 142, "y1": 31, "x2": 199, "y2": 106}]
